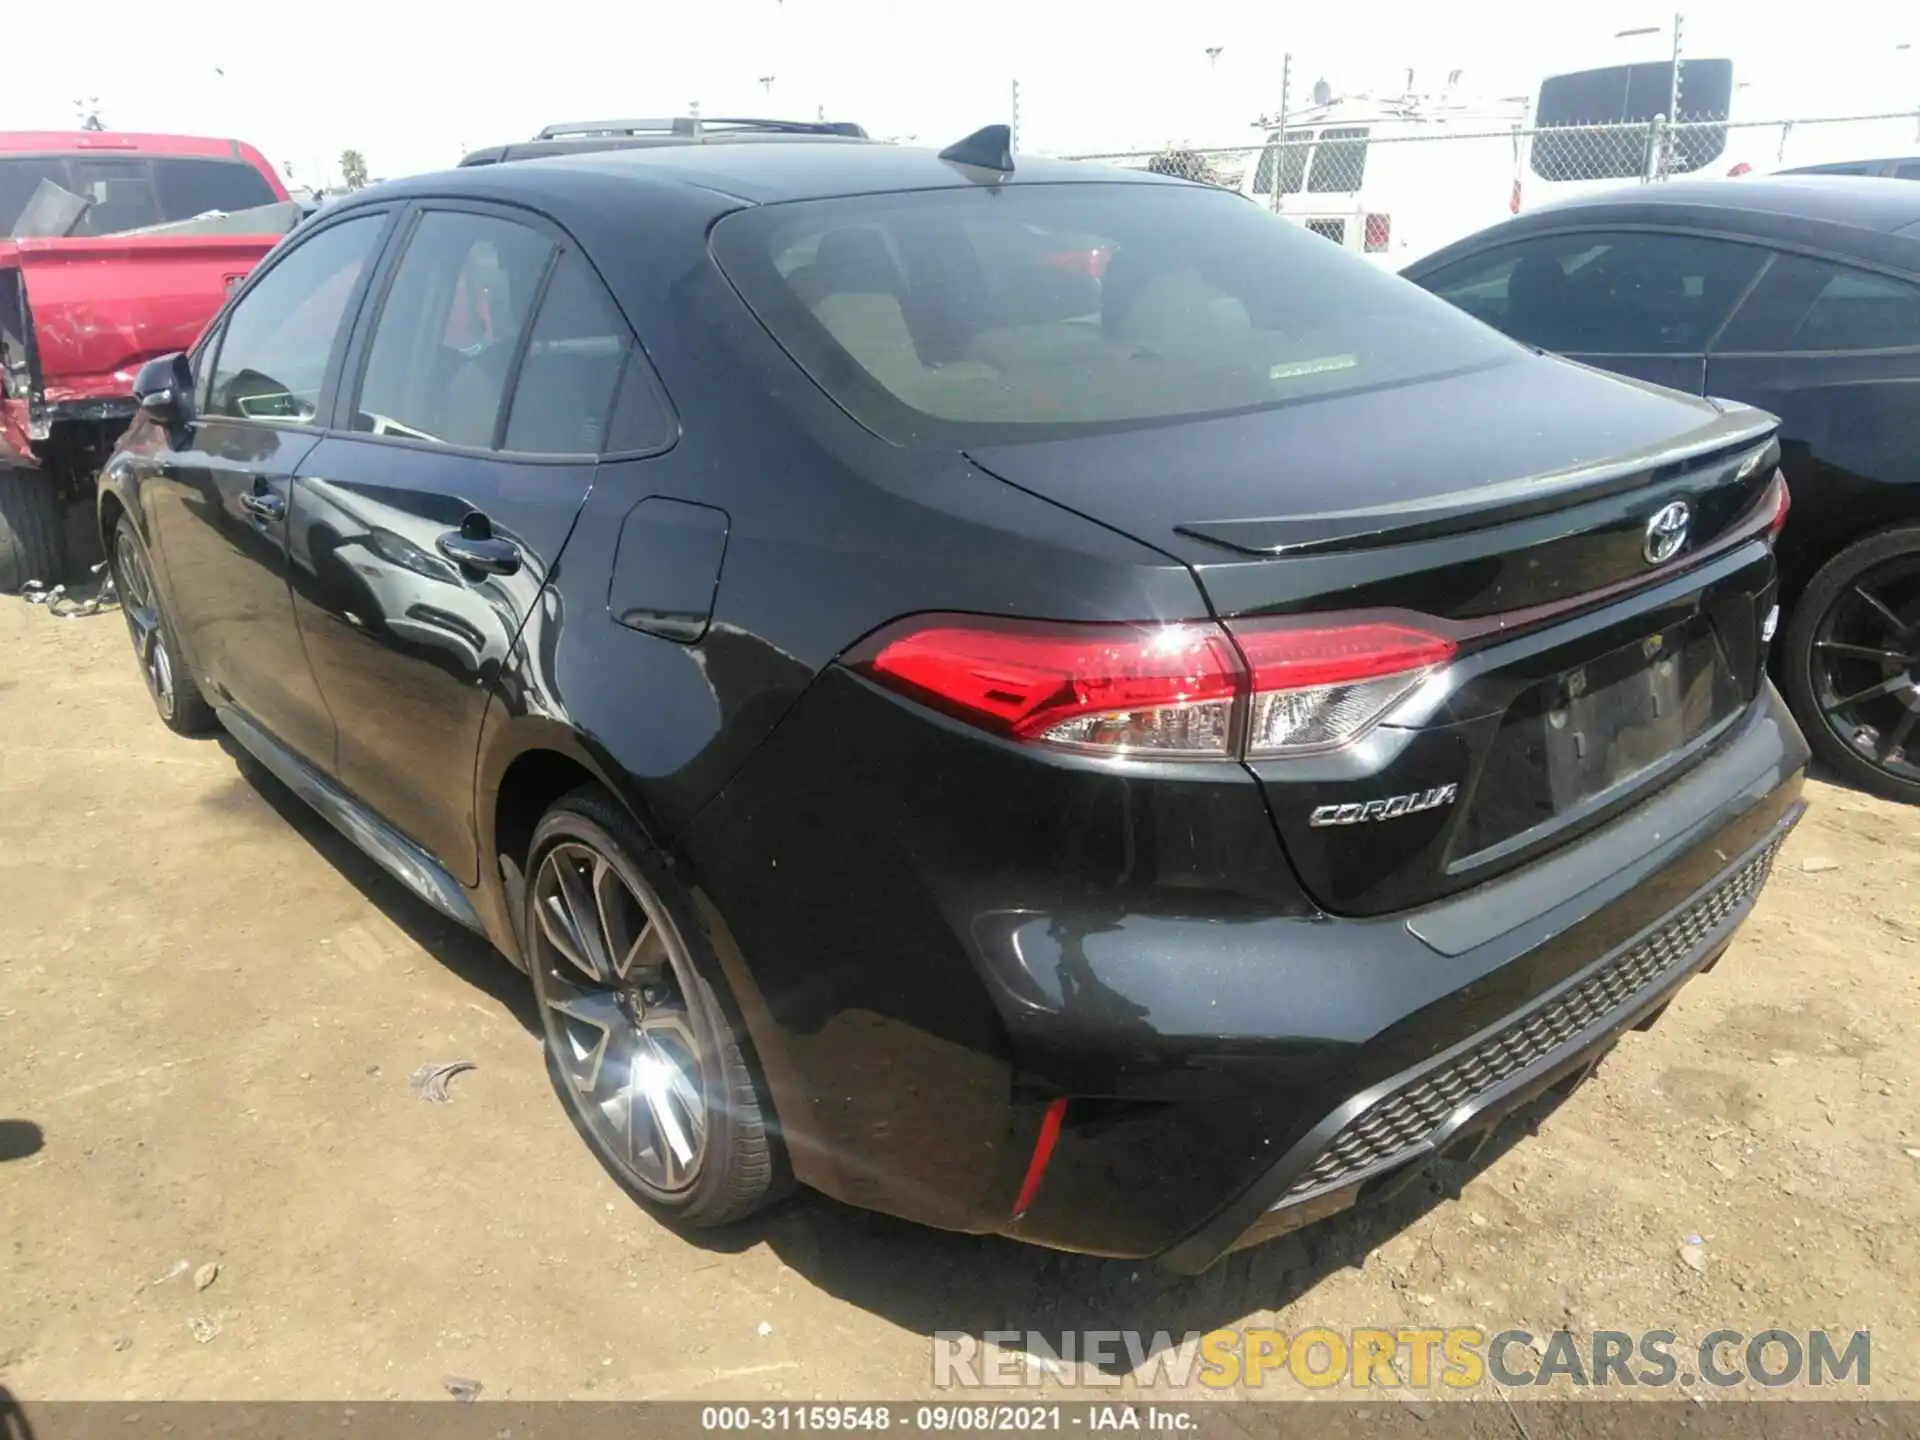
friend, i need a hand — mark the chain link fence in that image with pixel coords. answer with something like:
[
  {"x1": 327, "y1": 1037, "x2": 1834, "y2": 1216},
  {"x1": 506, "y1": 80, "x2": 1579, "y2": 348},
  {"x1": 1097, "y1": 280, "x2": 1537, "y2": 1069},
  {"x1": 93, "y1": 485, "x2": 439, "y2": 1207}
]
[{"x1": 1067, "y1": 111, "x2": 1920, "y2": 258}]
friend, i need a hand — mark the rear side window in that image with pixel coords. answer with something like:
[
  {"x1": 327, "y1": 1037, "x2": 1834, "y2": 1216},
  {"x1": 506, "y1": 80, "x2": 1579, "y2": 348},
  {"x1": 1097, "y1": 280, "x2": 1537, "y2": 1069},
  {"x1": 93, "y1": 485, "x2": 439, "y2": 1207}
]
[
  {"x1": 1417, "y1": 230, "x2": 1765, "y2": 354},
  {"x1": 205, "y1": 214, "x2": 385, "y2": 424},
  {"x1": 710, "y1": 182, "x2": 1517, "y2": 445},
  {"x1": 1531, "y1": 59, "x2": 1732, "y2": 180},
  {"x1": 1893, "y1": 161, "x2": 1920, "y2": 181},
  {"x1": 501, "y1": 252, "x2": 632, "y2": 455},
  {"x1": 1717, "y1": 254, "x2": 1920, "y2": 352},
  {"x1": 351, "y1": 211, "x2": 554, "y2": 448},
  {"x1": 1306, "y1": 128, "x2": 1370, "y2": 193}
]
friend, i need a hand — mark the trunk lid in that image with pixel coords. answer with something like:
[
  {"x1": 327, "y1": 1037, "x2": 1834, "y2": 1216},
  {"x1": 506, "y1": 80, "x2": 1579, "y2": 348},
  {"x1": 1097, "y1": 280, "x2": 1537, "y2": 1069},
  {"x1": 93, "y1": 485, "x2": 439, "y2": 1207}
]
[{"x1": 967, "y1": 354, "x2": 1783, "y2": 916}]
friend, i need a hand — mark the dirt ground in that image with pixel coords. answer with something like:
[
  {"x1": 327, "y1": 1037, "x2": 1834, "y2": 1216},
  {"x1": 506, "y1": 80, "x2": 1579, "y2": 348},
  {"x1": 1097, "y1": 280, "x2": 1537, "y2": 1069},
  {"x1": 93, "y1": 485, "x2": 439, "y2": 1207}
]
[{"x1": 2, "y1": 592, "x2": 1916, "y2": 1404}]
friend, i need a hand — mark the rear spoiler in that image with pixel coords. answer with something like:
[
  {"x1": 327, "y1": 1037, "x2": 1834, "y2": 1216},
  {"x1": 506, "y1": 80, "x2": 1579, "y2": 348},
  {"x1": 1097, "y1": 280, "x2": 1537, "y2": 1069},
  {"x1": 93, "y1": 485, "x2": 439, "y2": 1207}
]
[{"x1": 1175, "y1": 402, "x2": 1780, "y2": 557}]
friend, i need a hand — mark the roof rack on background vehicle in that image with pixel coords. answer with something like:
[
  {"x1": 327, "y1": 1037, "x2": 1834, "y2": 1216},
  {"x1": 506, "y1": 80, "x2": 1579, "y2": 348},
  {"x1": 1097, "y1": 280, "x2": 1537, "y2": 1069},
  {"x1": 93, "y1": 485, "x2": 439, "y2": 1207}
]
[{"x1": 534, "y1": 117, "x2": 869, "y2": 140}]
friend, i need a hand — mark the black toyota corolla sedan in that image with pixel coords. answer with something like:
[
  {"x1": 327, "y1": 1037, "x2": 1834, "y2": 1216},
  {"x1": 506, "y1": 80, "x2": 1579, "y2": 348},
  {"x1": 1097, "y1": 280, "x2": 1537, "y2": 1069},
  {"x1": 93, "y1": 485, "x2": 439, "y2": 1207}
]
[
  {"x1": 99, "y1": 129, "x2": 1807, "y2": 1270},
  {"x1": 1405, "y1": 177, "x2": 1920, "y2": 804}
]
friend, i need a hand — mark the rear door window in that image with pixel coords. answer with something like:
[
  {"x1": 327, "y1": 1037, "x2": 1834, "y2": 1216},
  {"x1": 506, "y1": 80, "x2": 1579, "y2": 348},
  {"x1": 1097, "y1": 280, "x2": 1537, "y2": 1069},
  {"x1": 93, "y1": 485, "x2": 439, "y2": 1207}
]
[
  {"x1": 1716, "y1": 254, "x2": 1920, "y2": 352},
  {"x1": 500, "y1": 251, "x2": 636, "y2": 455},
  {"x1": 1417, "y1": 230, "x2": 1765, "y2": 354},
  {"x1": 350, "y1": 210, "x2": 555, "y2": 448},
  {"x1": 710, "y1": 181, "x2": 1517, "y2": 445},
  {"x1": 1892, "y1": 161, "x2": 1920, "y2": 181},
  {"x1": 1306, "y1": 128, "x2": 1370, "y2": 193},
  {"x1": 1252, "y1": 130, "x2": 1312, "y2": 196}
]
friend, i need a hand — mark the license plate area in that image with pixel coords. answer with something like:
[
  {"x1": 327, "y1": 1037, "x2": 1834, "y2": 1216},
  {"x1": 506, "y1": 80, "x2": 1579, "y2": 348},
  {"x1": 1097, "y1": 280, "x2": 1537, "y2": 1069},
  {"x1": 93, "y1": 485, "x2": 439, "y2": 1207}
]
[{"x1": 1453, "y1": 619, "x2": 1741, "y2": 861}]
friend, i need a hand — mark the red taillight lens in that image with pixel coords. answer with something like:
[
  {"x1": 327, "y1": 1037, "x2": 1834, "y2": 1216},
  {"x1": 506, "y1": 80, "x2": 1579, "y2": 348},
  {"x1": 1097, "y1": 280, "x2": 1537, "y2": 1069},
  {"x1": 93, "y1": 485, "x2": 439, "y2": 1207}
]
[
  {"x1": 1509, "y1": 179, "x2": 1523, "y2": 214},
  {"x1": 1766, "y1": 471, "x2": 1791, "y2": 539},
  {"x1": 1042, "y1": 246, "x2": 1110, "y2": 278},
  {"x1": 1363, "y1": 213, "x2": 1392, "y2": 253},
  {"x1": 1228, "y1": 620, "x2": 1456, "y2": 756},
  {"x1": 852, "y1": 614, "x2": 1455, "y2": 760},
  {"x1": 1728, "y1": 161, "x2": 1753, "y2": 177},
  {"x1": 856, "y1": 617, "x2": 1243, "y2": 756}
]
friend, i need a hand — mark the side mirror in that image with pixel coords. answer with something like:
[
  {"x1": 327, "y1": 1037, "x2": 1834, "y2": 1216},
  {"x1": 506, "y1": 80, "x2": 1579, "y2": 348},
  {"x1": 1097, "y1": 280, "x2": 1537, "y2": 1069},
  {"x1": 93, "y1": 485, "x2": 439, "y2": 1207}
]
[{"x1": 132, "y1": 352, "x2": 195, "y2": 423}]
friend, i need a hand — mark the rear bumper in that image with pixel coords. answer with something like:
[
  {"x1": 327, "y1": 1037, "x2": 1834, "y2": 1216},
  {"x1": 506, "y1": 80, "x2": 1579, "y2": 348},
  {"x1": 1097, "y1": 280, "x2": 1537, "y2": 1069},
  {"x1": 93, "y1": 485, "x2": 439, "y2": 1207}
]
[
  {"x1": 995, "y1": 679, "x2": 1807, "y2": 1263},
  {"x1": 1159, "y1": 797, "x2": 1798, "y2": 1271}
]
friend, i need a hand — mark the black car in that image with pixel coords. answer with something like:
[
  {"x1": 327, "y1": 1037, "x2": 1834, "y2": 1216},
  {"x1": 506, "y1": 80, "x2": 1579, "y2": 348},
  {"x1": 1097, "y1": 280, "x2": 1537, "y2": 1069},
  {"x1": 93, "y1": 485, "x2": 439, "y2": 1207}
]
[
  {"x1": 99, "y1": 130, "x2": 1805, "y2": 1271},
  {"x1": 1778, "y1": 157, "x2": 1920, "y2": 181},
  {"x1": 1406, "y1": 177, "x2": 1920, "y2": 803}
]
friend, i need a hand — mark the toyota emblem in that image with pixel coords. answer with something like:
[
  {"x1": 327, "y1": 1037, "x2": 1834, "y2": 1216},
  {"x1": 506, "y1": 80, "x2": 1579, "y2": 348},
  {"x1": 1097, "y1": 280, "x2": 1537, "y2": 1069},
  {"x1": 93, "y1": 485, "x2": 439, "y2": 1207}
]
[{"x1": 1643, "y1": 501, "x2": 1691, "y2": 565}]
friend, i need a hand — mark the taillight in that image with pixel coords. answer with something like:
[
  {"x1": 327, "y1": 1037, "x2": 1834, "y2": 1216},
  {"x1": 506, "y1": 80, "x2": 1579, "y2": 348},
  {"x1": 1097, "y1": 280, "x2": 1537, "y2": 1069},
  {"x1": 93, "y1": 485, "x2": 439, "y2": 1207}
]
[
  {"x1": 1766, "y1": 471, "x2": 1791, "y2": 539},
  {"x1": 1042, "y1": 247, "x2": 1110, "y2": 278},
  {"x1": 1728, "y1": 162, "x2": 1753, "y2": 177},
  {"x1": 851, "y1": 614, "x2": 1455, "y2": 760},
  {"x1": 856, "y1": 617, "x2": 1242, "y2": 756},
  {"x1": 1229, "y1": 619, "x2": 1456, "y2": 756},
  {"x1": 1509, "y1": 178, "x2": 1522, "y2": 214},
  {"x1": 1363, "y1": 214, "x2": 1392, "y2": 253}
]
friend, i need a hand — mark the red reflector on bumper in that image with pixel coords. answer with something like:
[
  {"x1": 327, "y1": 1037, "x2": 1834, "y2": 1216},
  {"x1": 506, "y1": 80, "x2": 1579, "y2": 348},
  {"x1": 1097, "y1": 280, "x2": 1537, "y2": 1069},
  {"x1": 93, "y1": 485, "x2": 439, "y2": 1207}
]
[{"x1": 1012, "y1": 1097, "x2": 1069, "y2": 1218}]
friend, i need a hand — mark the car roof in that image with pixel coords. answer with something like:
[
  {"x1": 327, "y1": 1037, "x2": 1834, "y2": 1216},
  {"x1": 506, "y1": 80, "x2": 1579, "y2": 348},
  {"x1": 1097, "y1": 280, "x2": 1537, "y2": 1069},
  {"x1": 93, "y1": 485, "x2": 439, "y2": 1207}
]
[
  {"x1": 0, "y1": 130, "x2": 261, "y2": 160},
  {"x1": 388, "y1": 138, "x2": 1181, "y2": 207},
  {"x1": 459, "y1": 133, "x2": 873, "y2": 169},
  {"x1": 1526, "y1": 175, "x2": 1920, "y2": 236}
]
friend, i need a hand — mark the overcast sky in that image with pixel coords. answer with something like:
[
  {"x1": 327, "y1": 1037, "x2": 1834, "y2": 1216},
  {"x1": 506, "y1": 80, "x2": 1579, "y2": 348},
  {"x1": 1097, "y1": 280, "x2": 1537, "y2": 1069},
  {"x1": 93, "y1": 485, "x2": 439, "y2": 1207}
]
[{"x1": 10, "y1": 0, "x2": 1916, "y2": 188}]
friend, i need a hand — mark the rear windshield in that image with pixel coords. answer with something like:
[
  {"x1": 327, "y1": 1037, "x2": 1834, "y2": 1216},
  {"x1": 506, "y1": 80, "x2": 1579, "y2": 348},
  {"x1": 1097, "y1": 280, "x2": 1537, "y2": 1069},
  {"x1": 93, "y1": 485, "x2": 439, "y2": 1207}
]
[
  {"x1": 709, "y1": 182, "x2": 1517, "y2": 445},
  {"x1": 0, "y1": 155, "x2": 277, "y2": 238},
  {"x1": 1532, "y1": 59, "x2": 1733, "y2": 180}
]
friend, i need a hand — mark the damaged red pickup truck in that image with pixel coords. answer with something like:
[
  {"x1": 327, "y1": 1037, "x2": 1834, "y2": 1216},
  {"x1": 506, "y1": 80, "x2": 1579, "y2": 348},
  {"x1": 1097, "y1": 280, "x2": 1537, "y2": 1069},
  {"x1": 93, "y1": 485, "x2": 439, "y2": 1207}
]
[{"x1": 0, "y1": 131, "x2": 300, "y2": 590}]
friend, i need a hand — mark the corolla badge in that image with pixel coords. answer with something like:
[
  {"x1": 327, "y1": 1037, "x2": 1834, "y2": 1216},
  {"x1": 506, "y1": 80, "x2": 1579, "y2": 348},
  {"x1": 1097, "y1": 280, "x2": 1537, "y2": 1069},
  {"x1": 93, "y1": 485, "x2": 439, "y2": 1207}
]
[
  {"x1": 1309, "y1": 784, "x2": 1458, "y2": 827},
  {"x1": 1643, "y1": 501, "x2": 1692, "y2": 565}
]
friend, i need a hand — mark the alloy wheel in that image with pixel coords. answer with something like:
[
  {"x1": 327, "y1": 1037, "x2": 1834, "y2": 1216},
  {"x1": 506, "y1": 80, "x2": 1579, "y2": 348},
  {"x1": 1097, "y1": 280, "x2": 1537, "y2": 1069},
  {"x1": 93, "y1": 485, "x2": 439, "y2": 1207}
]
[
  {"x1": 529, "y1": 840, "x2": 708, "y2": 1195},
  {"x1": 114, "y1": 530, "x2": 176, "y2": 720},
  {"x1": 1809, "y1": 556, "x2": 1920, "y2": 788}
]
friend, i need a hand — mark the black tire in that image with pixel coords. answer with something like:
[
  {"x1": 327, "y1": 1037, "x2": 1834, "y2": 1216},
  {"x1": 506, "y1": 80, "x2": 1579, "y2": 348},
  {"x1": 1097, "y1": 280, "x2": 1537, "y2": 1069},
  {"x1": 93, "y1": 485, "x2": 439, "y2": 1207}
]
[
  {"x1": 1781, "y1": 524, "x2": 1920, "y2": 805},
  {"x1": 525, "y1": 787, "x2": 785, "y2": 1227},
  {"x1": 110, "y1": 516, "x2": 217, "y2": 736},
  {"x1": 0, "y1": 466, "x2": 65, "y2": 595}
]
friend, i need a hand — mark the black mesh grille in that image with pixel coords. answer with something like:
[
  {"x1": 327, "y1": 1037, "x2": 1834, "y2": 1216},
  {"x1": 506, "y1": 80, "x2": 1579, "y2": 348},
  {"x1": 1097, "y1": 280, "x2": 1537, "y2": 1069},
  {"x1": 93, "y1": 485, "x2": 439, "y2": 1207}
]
[
  {"x1": 1278, "y1": 839, "x2": 1781, "y2": 1204},
  {"x1": 1305, "y1": 218, "x2": 1347, "y2": 244}
]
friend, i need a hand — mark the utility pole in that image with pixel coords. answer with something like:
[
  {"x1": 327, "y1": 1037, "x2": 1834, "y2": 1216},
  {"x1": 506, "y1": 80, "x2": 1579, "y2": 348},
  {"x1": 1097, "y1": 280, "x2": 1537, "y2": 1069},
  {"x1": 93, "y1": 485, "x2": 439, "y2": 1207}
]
[
  {"x1": 1668, "y1": 12, "x2": 1685, "y2": 121},
  {"x1": 1663, "y1": 11, "x2": 1684, "y2": 179},
  {"x1": 1010, "y1": 79, "x2": 1021, "y2": 151},
  {"x1": 1205, "y1": 46, "x2": 1223, "y2": 68},
  {"x1": 760, "y1": 75, "x2": 776, "y2": 94}
]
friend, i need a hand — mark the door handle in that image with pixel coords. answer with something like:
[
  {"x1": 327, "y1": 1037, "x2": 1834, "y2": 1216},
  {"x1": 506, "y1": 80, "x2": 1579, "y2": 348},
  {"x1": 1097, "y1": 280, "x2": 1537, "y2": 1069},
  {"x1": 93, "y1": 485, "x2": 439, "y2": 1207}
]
[
  {"x1": 436, "y1": 513, "x2": 522, "y2": 577},
  {"x1": 238, "y1": 489, "x2": 286, "y2": 522}
]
